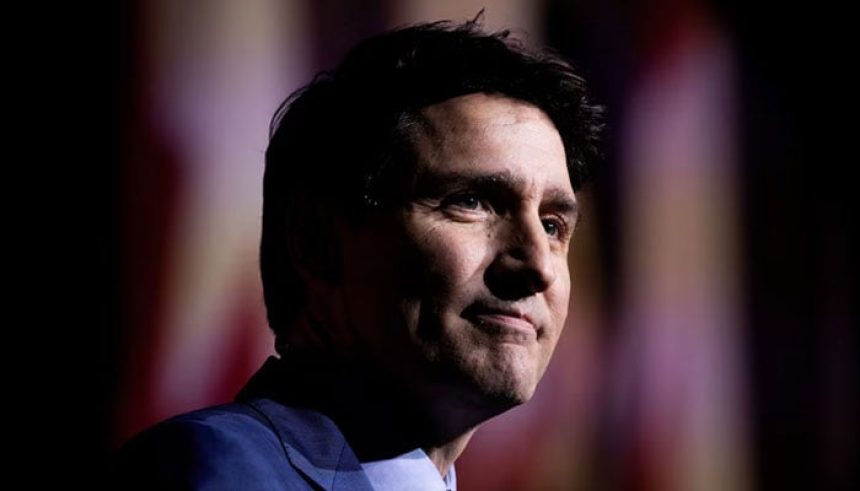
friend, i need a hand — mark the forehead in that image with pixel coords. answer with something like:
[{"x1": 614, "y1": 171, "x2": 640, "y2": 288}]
[{"x1": 410, "y1": 93, "x2": 573, "y2": 197}]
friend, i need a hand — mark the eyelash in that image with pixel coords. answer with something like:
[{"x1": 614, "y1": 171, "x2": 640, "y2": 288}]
[
  {"x1": 541, "y1": 216, "x2": 569, "y2": 239},
  {"x1": 441, "y1": 192, "x2": 570, "y2": 240},
  {"x1": 442, "y1": 192, "x2": 490, "y2": 212}
]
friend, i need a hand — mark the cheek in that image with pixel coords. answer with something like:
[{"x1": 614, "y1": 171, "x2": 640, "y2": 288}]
[
  {"x1": 546, "y1": 258, "x2": 572, "y2": 323},
  {"x1": 400, "y1": 225, "x2": 490, "y2": 301}
]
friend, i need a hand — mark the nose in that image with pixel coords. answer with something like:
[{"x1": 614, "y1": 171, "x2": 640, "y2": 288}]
[{"x1": 485, "y1": 212, "x2": 557, "y2": 300}]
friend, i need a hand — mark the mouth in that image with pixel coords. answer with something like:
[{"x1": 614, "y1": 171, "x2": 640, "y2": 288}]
[{"x1": 462, "y1": 303, "x2": 538, "y2": 343}]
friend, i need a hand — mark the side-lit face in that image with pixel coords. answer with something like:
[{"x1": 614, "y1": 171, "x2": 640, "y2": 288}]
[{"x1": 339, "y1": 93, "x2": 577, "y2": 413}]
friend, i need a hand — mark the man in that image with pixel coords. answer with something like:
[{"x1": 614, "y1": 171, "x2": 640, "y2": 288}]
[{"x1": 115, "y1": 17, "x2": 603, "y2": 490}]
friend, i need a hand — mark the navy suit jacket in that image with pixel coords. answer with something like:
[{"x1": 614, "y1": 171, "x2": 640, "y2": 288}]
[{"x1": 114, "y1": 357, "x2": 376, "y2": 490}]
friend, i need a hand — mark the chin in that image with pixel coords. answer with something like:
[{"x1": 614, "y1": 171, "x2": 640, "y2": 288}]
[
  {"x1": 423, "y1": 329, "x2": 548, "y2": 413},
  {"x1": 489, "y1": 377, "x2": 538, "y2": 406},
  {"x1": 458, "y1": 361, "x2": 542, "y2": 413}
]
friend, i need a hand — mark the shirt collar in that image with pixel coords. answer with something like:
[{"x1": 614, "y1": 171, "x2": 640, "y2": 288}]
[{"x1": 361, "y1": 448, "x2": 456, "y2": 491}]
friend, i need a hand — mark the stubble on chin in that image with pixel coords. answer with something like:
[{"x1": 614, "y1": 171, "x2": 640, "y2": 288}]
[{"x1": 427, "y1": 327, "x2": 546, "y2": 413}]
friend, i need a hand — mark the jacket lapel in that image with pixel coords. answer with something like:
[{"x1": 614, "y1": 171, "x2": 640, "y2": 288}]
[{"x1": 245, "y1": 395, "x2": 374, "y2": 491}]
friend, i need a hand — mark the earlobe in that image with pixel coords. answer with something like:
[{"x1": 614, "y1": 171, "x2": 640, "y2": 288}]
[{"x1": 287, "y1": 199, "x2": 343, "y2": 287}]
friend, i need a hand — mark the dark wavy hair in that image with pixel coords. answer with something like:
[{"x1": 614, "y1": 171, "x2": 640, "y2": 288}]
[{"x1": 261, "y1": 18, "x2": 604, "y2": 351}]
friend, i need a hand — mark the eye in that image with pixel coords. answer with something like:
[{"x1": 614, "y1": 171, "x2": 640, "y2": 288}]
[
  {"x1": 442, "y1": 192, "x2": 488, "y2": 212},
  {"x1": 541, "y1": 217, "x2": 567, "y2": 238}
]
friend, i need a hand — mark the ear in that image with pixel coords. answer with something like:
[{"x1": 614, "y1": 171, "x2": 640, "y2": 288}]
[{"x1": 287, "y1": 199, "x2": 343, "y2": 287}]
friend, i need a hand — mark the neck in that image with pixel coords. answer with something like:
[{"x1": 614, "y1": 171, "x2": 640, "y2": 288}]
[
  {"x1": 424, "y1": 431, "x2": 475, "y2": 477},
  {"x1": 264, "y1": 351, "x2": 489, "y2": 475}
]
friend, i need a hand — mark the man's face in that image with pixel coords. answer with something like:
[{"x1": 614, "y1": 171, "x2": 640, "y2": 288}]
[{"x1": 339, "y1": 93, "x2": 577, "y2": 412}]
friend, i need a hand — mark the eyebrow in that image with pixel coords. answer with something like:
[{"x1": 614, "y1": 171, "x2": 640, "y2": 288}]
[
  {"x1": 543, "y1": 188, "x2": 580, "y2": 220},
  {"x1": 411, "y1": 169, "x2": 579, "y2": 219}
]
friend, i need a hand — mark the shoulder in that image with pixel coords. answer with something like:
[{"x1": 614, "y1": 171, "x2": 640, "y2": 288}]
[{"x1": 112, "y1": 401, "x2": 312, "y2": 490}]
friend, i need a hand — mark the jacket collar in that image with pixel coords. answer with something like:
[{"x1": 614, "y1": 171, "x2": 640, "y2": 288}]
[{"x1": 236, "y1": 356, "x2": 375, "y2": 491}]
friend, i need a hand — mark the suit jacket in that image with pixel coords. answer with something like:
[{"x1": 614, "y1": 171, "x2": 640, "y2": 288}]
[{"x1": 114, "y1": 357, "x2": 375, "y2": 490}]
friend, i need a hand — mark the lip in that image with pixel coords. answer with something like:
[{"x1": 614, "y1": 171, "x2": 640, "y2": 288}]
[{"x1": 462, "y1": 304, "x2": 538, "y2": 342}]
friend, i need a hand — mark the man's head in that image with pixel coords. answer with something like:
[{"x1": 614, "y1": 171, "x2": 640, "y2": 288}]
[{"x1": 261, "y1": 18, "x2": 603, "y2": 414}]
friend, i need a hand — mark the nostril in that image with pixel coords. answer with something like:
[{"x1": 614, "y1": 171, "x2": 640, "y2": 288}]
[
  {"x1": 526, "y1": 260, "x2": 555, "y2": 292},
  {"x1": 485, "y1": 245, "x2": 555, "y2": 300},
  {"x1": 483, "y1": 214, "x2": 558, "y2": 299}
]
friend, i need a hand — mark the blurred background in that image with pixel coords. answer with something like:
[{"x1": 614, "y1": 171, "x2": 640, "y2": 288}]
[{"x1": 56, "y1": 0, "x2": 854, "y2": 489}]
